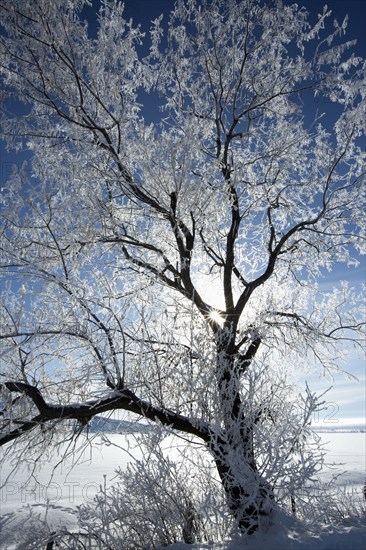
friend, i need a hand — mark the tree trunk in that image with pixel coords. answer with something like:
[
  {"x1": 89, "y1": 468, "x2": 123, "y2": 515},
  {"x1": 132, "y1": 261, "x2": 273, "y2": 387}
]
[
  {"x1": 210, "y1": 431, "x2": 274, "y2": 534},
  {"x1": 212, "y1": 340, "x2": 274, "y2": 533}
]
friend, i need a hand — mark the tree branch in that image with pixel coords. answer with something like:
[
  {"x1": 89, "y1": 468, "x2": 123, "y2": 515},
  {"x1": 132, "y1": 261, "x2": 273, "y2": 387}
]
[{"x1": 0, "y1": 383, "x2": 212, "y2": 447}]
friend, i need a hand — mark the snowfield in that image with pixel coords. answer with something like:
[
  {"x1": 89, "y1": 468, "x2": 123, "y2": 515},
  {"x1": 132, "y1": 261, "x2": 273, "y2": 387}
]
[
  {"x1": 0, "y1": 431, "x2": 365, "y2": 549},
  {"x1": 317, "y1": 432, "x2": 366, "y2": 489}
]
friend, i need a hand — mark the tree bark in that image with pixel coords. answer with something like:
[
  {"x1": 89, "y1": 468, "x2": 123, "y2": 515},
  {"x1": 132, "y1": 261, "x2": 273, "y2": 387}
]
[
  {"x1": 210, "y1": 431, "x2": 274, "y2": 533},
  {"x1": 212, "y1": 340, "x2": 274, "y2": 533}
]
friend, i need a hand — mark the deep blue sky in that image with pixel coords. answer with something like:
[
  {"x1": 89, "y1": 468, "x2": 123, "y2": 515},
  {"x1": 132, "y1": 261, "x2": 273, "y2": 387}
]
[
  {"x1": 121, "y1": 0, "x2": 366, "y2": 54},
  {"x1": 2, "y1": 0, "x2": 365, "y2": 176},
  {"x1": 119, "y1": 0, "x2": 365, "y2": 41}
]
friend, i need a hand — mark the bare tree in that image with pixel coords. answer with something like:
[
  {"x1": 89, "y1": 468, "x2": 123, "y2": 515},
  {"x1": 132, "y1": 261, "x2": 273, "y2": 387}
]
[{"x1": 0, "y1": 0, "x2": 365, "y2": 534}]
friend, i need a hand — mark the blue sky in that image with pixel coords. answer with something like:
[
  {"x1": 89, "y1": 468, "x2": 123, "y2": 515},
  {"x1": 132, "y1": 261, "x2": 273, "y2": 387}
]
[
  {"x1": 300, "y1": 0, "x2": 365, "y2": 429},
  {"x1": 101, "y1": 0, "x2": 366, "y2": 430},
  {"x1": 1, "y1": 0, "x2": 365, "y2": 429},
  {"x1": 305, "y1": 269, "x2": 365, "y2": 429}
]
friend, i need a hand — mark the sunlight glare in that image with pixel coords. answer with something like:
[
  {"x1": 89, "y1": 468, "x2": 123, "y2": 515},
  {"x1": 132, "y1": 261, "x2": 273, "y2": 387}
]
[{"x1": 209, "y1": 309, "x2": 224, "y2": 325}]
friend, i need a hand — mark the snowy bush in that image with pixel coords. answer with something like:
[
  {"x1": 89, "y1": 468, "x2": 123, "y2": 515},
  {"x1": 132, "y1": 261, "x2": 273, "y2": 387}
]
[
  {"x1": 0, "y1": 505, "x2": 79, "y2": 550},
  {"x1": 77, "y1": 432, "x2": 232, "y2": 548},
  {"x1": 292, "y1": 481, "x2": 366, "y2": 525}
]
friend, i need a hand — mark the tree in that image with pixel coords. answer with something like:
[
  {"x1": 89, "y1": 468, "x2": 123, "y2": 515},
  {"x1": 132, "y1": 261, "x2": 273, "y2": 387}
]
[{"x1": 0, "y1": 0, "x2": 365, "y2": 536}]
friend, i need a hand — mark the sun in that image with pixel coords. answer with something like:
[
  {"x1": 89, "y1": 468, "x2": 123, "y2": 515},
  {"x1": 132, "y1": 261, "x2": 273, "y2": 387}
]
[{"x1": 208, "y1": 308, "x2": 225, "y2": 326}]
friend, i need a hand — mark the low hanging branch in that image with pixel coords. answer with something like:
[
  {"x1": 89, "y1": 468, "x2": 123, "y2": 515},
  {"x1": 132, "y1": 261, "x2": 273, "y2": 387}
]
[{"x1": 0, "y1": 382, "x2": 212, "y2": 446}]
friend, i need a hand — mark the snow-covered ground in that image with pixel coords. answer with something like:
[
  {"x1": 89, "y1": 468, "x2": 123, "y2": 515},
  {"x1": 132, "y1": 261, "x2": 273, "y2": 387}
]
[
  {"x1": 0, "y1": 433, "x2": 138, "y2": 516},
  {"x1": 317, "y1": 431, "x2": 365, "y2": 490},
  {"x1": 0, "y1": 431, "x2": 365, "y2": 549}
]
